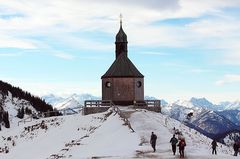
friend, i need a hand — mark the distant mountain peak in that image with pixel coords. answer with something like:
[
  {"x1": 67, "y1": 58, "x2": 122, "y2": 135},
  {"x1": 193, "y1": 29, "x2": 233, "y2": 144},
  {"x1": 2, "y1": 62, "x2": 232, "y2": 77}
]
[{"x1": 190, "y1": 97, "x2": 215, "y2": 109}]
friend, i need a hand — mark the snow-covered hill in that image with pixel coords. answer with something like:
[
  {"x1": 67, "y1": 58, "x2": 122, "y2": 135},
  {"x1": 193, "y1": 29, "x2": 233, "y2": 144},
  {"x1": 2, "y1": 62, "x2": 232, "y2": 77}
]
[
  {"x1": 0, "y1": 92, "x2": 40, "y2": 130},
  {"x1": 0, "y1": 108, "x2": 237, "y2": 158},
  {"x1": 0, "y1": 80, "x2": 53, "y2": 130}
]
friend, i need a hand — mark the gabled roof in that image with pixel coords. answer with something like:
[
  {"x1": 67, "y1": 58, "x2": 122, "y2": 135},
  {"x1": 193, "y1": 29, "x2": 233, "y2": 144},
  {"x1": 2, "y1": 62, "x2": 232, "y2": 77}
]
[{"x1": 101, "y1": 53, "x2": 144, "y2": 78}]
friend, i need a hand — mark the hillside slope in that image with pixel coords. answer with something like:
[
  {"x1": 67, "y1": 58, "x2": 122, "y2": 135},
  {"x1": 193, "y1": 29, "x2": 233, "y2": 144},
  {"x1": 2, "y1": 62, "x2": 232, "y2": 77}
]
[{"x1": 0, "y1": 108, "x2": 237, "y2": 159}]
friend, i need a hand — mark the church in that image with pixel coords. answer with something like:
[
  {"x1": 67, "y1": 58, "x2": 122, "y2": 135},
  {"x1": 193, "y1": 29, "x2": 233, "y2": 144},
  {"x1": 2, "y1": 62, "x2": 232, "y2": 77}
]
[
  {"x1": 83, "y1": 18, "x2": 160, "y2": 115},
  {"x1": 101, "y1": 19, "x2": 144, "y2": 106}
]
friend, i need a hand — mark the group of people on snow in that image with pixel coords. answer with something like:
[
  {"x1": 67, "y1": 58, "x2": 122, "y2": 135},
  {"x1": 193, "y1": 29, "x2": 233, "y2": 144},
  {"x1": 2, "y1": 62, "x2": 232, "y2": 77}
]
[
  {"x1": 170, "y1": 134, "x2": 186, "y2": 158},
  {"x1": 150, "y1": 131, "x2": 240, "y2": 158},
  {"x1": 150, "y1": 132, "x2": 186, "y2": 158}
]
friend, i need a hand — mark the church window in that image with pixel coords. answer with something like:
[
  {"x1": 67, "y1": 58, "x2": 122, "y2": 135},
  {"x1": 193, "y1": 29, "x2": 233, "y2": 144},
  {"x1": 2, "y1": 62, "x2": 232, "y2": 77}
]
[
  {"x1": 136, "y1": 81, "x2": 142, "y2": 88},
  {"x1": 105, "y1": 81, "x2": 111, "y2": 88}
]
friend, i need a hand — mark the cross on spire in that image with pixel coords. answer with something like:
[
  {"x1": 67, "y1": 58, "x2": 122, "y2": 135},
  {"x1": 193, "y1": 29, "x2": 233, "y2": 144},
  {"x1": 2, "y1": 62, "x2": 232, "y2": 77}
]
[{"x1": 120, "y1": 14, "x2": 123, "y2": 26}]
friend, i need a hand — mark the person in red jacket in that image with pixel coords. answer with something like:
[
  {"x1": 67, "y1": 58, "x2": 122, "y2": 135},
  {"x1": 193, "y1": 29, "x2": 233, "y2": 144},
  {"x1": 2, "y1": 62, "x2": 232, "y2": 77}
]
[{"x1": 178, "y1": 138, "x2": 186, "y2": 158}]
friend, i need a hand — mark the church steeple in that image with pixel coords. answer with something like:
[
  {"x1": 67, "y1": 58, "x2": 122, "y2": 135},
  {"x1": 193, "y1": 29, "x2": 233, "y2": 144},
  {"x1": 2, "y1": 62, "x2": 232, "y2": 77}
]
[{"x1": 115, "y1": 14, "x2": 128, "y2": 59}]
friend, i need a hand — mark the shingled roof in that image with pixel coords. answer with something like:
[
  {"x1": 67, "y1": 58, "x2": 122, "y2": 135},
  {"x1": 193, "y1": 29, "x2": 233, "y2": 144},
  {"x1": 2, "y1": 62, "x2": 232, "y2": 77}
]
[{"x1": 101, "y1": 53, "x2": 144, "y2": 78}]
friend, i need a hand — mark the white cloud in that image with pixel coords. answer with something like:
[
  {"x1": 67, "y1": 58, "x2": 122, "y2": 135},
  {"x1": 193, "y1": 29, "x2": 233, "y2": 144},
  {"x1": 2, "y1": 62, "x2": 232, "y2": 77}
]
[
  {"x1": 140, "y1": 51, "x2": 170, "y2": 55},
  {"x1": 189, "y1": 68, "x2": 212, "y2": 73},
  {"x1": 0, "y1": 52, "x2": 22, "y2": 57},
  {"x1": 0, "y1": 0, "x2": 240, "y2": 61},
  {"x1": 0, "y1": 34, "x2": 36, "y2": 49},
  {"x1": 53, "y1": 52, "x2": 75, "y2": 60},
  {"x1": 216, "y1": 74, "x2": 240, "y2": 85}
]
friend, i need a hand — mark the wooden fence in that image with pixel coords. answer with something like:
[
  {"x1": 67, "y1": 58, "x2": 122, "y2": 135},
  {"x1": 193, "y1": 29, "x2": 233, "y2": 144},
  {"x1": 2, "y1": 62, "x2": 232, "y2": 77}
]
[
  {"x1": 84, "y1": 100, "x2": 114, "y2": 107},
  {"x1": 133, "y1": 100, "x2": 161, "y2": 113}
]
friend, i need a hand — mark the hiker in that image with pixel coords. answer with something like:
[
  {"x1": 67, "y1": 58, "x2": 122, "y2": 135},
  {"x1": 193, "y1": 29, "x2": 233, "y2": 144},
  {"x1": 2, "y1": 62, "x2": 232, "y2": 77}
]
[
  {"x1": 150, "y1": 132, "x2": 157, "y2": 152},
  {"x1": 178, "y1": 138, "x2": 186, "y2": 158},
  {"x1": 233, "y1": 141, "x2": 239, "y2": 156},
  {"x1": 172, "y1": 127, "x2": 176, "y2": 134},
  {"x1": 170, "y1": 134, "x2": 178, "y2": 155},
  {"x1": 211, "y1": 139, "x2": 218, "y2": 155}
]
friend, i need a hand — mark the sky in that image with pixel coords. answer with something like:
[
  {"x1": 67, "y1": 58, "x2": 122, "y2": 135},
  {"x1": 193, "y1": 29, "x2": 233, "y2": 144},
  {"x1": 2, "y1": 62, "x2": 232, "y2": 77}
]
[{"x1": 0, "y1": 0, "x2": 240, "y2": 103}]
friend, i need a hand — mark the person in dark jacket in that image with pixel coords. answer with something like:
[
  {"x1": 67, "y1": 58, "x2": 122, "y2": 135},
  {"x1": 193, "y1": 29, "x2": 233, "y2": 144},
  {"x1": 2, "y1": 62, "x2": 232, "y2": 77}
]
[
  {"x1": 211, "y1": 139, "x2": 218, "y2": 155},
  {"x1": 150, "y1": 132, "x2": 157, "y2": 152},
  {"x1": 178, "y1": 138, "x2": 186, "y2": 158},
  {"x1": 170, "y1": 134, "x2": 178, "y2": 155},
  {"x1": 233, "y1": 141, "x2": 239, "y2": 156}
]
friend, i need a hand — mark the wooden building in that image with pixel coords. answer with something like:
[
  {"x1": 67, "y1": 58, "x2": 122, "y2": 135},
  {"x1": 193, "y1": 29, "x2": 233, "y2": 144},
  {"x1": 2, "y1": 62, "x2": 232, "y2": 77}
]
[{"x1": 101, "y1": 20, "x2": 144, "y2": 106}]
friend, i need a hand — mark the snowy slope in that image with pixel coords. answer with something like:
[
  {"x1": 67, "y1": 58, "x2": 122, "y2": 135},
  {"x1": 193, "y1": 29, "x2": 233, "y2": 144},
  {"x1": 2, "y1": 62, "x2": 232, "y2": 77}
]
[
  {"x1": 0, "y1": 92, "x2": 39, "y2": 130},
  {"x1": 129, "y1": 110, "x2": 234, "y2": 159},
  {"x1": 0, "y1": 108, "x2": 237, "y2": 159}
]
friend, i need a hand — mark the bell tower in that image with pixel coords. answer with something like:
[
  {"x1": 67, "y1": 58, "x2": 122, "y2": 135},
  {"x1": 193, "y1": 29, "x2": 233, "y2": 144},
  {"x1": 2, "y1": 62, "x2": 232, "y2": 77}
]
[{"x1": 115, "y1": 14, "x2": 128, "y2": 59}]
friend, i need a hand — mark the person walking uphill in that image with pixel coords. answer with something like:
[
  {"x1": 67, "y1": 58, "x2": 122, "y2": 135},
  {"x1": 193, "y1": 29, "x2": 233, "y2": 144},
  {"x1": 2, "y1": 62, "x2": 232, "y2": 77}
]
[
  {"x1": 178, "y1": 138, "x2": 186, "y2": 158},
  {"x1": 211, "y1": 139, "x2": 218, "y2": 155},
  {"x1": 170, "y1": 134, "x2": 178, "y2": 155},
  {"x1": 150, "y1": 132, "x2": 157, "y2": 152},
  {"x1": 233, "y1": 141, "x2": 239, "y2": 156}
]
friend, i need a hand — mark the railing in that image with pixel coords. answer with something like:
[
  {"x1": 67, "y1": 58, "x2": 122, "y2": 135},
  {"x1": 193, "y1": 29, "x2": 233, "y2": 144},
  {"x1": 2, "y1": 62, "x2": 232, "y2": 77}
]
[
  {"x1": 83, "y1": 100, "x2": 114, "y2": 115},
  {"x1": 18, "y1": 115, "x2": 33, "y2": 126},
  {"x1": 133, "y1": 100, "x2": 161, "y2": 113},
  {"x1": 145, "y1": 100, "x2": 161, "y2": 107},
  {"x1": 134, "y1": 100, "x2": 161, "y2": 107},
  {"x1": 84, "y1": 100, "x2": 114, "y2": 107}
]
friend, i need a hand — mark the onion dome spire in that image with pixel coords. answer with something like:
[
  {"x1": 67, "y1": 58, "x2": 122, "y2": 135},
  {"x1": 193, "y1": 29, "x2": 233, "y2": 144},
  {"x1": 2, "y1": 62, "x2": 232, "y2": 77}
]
[{"x1": 115, "y1": 14, "x2": 128, "y2": 59}]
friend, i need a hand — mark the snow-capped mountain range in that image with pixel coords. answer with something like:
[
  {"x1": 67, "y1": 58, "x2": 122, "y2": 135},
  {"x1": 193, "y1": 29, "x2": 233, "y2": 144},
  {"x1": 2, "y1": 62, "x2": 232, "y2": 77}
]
[
  {"x1": 42, "y1": 93, "x2": 100, "y2": 109},
  {"x1": 161, "y1": 97, "x2": 240, "y2": 143},
  {"x1": 42, "y1": 94, "x2": 240, "y2": 111}
]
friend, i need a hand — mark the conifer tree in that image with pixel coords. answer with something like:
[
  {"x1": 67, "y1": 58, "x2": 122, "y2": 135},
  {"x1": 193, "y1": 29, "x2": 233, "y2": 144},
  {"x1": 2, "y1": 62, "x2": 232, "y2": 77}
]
[
  {"x1": 17, "y1": 107, "x2": 24, "y2": 119},
  {"x1": 3, "y1": 111, "x2": 10, "y2": 128}
]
